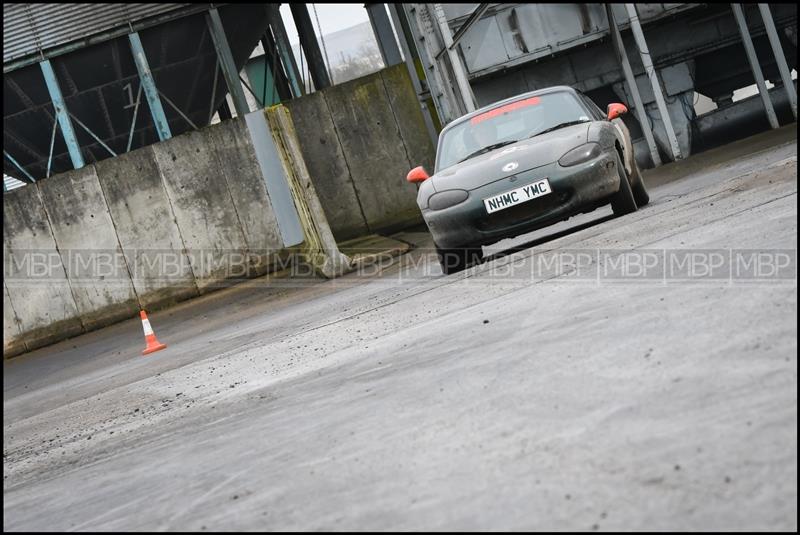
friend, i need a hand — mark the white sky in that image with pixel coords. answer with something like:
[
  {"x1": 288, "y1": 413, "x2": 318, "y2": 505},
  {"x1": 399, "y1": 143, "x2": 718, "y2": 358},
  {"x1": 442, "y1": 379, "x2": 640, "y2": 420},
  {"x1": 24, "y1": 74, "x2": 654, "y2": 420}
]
[{"x1": 279, "y1": 3, "x2": 370, "y2": 45}]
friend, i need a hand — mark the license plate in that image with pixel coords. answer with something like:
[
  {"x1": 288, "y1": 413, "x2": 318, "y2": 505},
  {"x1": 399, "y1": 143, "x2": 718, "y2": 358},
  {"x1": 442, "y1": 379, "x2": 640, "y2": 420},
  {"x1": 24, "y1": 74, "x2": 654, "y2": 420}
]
[{"x1": 484, "y1": 179, "x2": 552, "y2": 214}]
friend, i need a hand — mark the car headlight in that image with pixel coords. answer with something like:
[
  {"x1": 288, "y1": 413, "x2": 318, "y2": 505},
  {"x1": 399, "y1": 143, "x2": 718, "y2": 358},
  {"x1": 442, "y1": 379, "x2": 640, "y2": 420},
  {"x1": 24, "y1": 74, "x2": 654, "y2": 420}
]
[
  {"x1": 428, "y1": 189, "x2": 469, "y2": 210},
  {"x1": 558, "y1": 142, "x2": 602, "y2": 167}
]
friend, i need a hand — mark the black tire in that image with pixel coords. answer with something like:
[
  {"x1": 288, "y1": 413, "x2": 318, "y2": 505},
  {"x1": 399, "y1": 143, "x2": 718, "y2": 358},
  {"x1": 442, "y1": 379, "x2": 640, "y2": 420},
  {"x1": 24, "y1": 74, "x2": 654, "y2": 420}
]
[
  {"x1": 436, "y1": 245, "x2": 482, "y2": 275},
  {"x1": 610, "y1": 153, "x2": 637, "y2": 216},
  {"x1": 629, "y1": 158, "x2": 650, "y2": 206}
]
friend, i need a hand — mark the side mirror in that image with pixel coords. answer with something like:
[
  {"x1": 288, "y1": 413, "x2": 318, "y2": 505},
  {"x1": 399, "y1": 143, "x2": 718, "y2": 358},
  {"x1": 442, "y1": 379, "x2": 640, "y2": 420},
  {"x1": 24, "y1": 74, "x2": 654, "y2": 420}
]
[
  {"x1": 607, "y1": 103, "x2": 628, "y2": 121},
  {"x1": 406, "y1": 166, "x2": 430, "y2": 184}
]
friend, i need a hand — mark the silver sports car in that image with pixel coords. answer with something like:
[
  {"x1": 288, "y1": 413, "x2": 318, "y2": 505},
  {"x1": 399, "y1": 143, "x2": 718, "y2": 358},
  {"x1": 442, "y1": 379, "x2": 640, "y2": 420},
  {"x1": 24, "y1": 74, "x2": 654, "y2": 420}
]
[{"x1": 407, "y1": 85, "x2": 650, "y2": 274}]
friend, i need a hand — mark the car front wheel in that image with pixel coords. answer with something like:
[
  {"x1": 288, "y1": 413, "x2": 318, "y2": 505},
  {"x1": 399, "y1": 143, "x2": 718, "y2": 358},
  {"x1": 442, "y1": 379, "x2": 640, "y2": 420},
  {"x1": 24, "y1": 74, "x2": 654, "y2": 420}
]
[
  {"x1": 435, "y1": 244, "x2": 482, "y2": 275},
  {"x1": 629, "y1": 158, "x2": 650, "y2": 206},
  {"x1": 610, "y1": 153, "x2": 638, "y2": 216}
]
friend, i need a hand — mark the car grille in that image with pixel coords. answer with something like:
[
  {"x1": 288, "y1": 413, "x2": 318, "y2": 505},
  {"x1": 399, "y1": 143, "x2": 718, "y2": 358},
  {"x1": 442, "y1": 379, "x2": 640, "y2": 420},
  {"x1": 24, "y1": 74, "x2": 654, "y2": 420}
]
[{"x1": 477, "y1": 189, "x2": 572, "y2": 232}]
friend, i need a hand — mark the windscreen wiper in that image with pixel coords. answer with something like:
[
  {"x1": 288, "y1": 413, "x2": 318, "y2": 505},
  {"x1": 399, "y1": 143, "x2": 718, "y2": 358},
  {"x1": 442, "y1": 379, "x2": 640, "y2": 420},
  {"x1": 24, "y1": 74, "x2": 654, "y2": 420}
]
[
  {"x1": 457, "y1": 140, "x2": 518, "y2": 164},
  {"x1": 529, "y1": 119, "x2": 590, "y2": 139}
]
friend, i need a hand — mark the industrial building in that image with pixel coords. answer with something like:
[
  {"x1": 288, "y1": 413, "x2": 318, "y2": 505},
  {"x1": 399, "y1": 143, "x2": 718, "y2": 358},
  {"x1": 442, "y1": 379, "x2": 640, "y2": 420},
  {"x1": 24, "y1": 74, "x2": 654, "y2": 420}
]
[{"x1": 4, "y1": 3, "x2": 797, "y2": 188}]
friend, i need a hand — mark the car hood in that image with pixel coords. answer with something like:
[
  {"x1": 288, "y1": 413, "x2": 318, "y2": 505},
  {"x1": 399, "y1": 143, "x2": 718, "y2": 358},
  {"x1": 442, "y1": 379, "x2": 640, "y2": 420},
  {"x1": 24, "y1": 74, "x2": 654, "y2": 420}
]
[{"x1": 431, "y1": 122, "x2": 590, "y2": 191}]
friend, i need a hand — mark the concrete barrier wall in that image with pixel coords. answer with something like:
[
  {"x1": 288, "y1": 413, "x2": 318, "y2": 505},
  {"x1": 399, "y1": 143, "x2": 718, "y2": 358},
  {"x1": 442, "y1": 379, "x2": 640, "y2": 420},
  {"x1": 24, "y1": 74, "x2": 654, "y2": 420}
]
[
  {"x1": 3, "y1": 184, "x2": 83, "y2": 352},
  {"x1": 94, "y1": 148, "x2": 199, "y2": 308},
  {"x1": 3, "y1": 115, "x2": 287, "y2": 357},
  {"x1": 37, "y1": 165, "x2": 140, "y2": 330},
  {"x1": 284, "y1": 63, "x2": 436, "y2": 241},
  {"x1": 208, "y1": 119, "x2": 285, "y2": 273},
  {"x1": 152, "y1": 130, "x2": 252, "y2": 292},
  {"x1": 285, "y1": 92, "x2": 369, "y2": 240},
  {"x1": 4, "y1": 65, "x2": 434, "y2": 357}
]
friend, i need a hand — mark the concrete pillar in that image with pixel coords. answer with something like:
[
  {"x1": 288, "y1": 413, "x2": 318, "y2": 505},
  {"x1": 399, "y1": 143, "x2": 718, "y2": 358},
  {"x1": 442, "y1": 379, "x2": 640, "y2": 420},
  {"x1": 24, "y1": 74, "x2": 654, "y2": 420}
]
[
  {"x1": 605, "y1": 4, "x2": 662, "y2": 167},
  {"x1": 625, "y1": 4, "x2": 684, "y2": 160},
  {"x1": 757, "y1": 3, "x2": 797, "y2": 120},
  {"x1": 289, "y1": 4, "x2": 332, "y2": 90}
]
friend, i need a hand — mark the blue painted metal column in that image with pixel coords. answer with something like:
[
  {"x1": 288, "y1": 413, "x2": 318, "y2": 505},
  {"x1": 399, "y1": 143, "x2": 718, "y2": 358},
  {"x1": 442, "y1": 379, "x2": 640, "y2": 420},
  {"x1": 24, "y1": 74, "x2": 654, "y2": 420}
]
[
  {"x1": 39, "y1": 59, "x2": 85, "y2": 169},
  {"x1": 128, "y1": 32, "x2": 172, "y2": 141},
  {"x1": 206, "y1": 8, "x2": 250, "y2": 117}
]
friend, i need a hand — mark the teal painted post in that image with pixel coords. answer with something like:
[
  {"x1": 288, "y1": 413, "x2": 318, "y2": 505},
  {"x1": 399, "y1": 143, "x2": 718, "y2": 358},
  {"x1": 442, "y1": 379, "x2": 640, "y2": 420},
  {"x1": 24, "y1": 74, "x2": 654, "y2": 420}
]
[
  {"x1": 40, "y1": 59, "x2": 85, "y2": 169},
  {"x1": 128, "y1": 32, "x2": 172, "y2": 141}
]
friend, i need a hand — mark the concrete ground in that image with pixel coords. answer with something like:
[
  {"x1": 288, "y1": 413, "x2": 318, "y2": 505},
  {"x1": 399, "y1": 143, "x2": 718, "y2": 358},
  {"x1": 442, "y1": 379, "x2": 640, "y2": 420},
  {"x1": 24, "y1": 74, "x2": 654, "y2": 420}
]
[{"x1": 3, "y1": 125, "x2": 797, "y2": 531}]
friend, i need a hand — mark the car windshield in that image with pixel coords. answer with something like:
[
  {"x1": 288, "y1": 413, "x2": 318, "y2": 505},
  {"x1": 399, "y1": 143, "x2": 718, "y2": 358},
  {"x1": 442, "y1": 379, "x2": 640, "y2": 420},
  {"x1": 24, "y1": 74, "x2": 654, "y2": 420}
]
[{"x1": 436, "y1": 91, "x2": 592, "y2": 171}]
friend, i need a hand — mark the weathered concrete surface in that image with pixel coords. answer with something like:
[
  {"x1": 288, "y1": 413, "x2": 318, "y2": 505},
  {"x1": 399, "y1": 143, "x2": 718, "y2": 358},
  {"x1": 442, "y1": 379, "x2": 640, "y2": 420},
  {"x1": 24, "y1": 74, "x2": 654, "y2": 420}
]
[
  {"x1": 94, "y1": 148, "x2": 198, "y2": 309},
  {"x1": 380, "y1": 65, "x2": 436, "y2": 174},
  {"x1": 4, "y1": 114, "x2": 310, "y2": 357},
  {"x1": 2, "y1": 184, "x2": 83, "y2": 353},
  {"x1": 284, "y1": 91, "x2": 368, "y2": 241},
  {"x1": 326, "y1": 71, "x2": 422, "y2": 234},
  {"x1": 3, "y1": 127, "x2": 796, "y2": 531},
  {"x1": 2, "y1": 283, "x2": 24, "y2": 357},
  {"x1": 151, "y1": 129, "x2": 251, "y2": 293},
  {"x1": 36, "y1": 166, "x2": 139, "y2": 330},
  {"x1": 208, "y1": 118, "x2": 284, "y2": 276},
  {"x1": 286, "y1": 64, "x2": 433, "y2": 239}
]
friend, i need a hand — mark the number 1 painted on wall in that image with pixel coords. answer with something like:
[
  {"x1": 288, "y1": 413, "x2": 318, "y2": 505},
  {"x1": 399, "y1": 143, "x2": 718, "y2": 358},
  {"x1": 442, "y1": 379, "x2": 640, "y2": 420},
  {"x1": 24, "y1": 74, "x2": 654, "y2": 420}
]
[{"x1": 123, "y1": 83, "x2": 136, "y2": 109}]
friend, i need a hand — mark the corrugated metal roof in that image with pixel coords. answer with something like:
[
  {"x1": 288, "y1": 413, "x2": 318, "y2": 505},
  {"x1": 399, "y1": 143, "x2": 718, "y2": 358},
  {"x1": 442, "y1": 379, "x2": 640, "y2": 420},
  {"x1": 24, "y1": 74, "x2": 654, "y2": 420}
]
[
  {"x1": 3, "y1": 3, "x2": 190, "y2": 64},
  {"x1": 3, "y1": 174, "x2": 27, "y2": 192}
]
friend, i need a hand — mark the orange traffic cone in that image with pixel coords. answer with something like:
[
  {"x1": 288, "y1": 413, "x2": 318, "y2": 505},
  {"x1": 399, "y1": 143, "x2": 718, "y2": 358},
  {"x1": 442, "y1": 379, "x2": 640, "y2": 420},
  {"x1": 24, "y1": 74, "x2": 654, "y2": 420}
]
[{"x1": 140, "y1": 310, "x2": 167, "y2": 355}]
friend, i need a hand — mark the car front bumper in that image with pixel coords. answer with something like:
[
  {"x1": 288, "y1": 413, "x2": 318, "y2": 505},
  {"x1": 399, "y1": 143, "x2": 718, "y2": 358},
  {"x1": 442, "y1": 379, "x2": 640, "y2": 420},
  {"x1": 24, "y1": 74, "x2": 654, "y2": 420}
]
[{"x1": 421, "y1": 153, "x2": 620, "y2": 249}]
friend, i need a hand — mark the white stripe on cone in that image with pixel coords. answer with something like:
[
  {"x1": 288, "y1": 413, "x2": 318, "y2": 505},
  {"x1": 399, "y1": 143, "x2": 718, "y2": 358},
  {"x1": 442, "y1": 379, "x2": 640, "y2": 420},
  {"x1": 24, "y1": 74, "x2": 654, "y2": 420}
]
[{"x1": 142, "y1": 319, "x2": 154, "y2": 336}]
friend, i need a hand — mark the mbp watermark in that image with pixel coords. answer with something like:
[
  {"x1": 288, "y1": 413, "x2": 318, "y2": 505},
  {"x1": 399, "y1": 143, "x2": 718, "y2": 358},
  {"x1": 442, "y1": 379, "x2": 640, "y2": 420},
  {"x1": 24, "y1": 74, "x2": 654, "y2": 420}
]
[
  {"x1": 533, "y1": 249, "x2": 597, "y2": 282},
  {"x1": 600, "y1": 249, "x2": 664, "y2": 281},
  {"x1": 3, "y1": 247, "x2": 796, "y2": 288},
  {"x1": 666, "y1": 249, "x2": 731, "y2": 282},
  {"x1": 733, "y1": 249, "x2": 796, "y2": 281}
]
